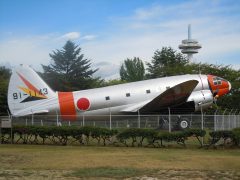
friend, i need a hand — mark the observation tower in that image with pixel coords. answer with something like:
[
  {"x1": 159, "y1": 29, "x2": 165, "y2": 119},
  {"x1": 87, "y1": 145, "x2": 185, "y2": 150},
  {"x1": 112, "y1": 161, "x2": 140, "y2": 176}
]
[{"x1": 179, "y1": 24, "x2": 201, "y2": 61}]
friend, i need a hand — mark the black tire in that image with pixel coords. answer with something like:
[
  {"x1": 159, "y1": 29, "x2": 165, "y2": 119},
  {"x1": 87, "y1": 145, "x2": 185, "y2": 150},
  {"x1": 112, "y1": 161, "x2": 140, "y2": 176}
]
[
  {"x1": 179, "y1": 120, "x2": 189, "y2": 129},
  {"x1": 174, "y1": 117, "x2": 190, "y2": 130}
]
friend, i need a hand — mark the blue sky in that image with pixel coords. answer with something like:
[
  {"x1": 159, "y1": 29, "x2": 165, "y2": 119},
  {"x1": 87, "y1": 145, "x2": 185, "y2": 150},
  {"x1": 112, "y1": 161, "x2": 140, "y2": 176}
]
[{"x1": 0, "y1": 0, "x2": 240, "y2": 79}]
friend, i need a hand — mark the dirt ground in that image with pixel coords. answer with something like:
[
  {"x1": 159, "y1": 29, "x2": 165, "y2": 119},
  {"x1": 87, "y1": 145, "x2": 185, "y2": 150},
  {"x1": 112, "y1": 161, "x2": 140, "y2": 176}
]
[
  {"x1": 0, "y1": 169, "x2": 239, "y2": 180},
  {"x1": 0, "y1": 145, "x2": 239, "y2": 179}
]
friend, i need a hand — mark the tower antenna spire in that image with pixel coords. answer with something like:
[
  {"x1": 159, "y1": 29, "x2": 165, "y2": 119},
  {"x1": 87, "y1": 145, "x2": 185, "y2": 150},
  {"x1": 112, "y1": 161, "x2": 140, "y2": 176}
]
[
  {"x1": 179, "y1": 24, "x2": 201, "y2": 62},
  {"x1": 188, "y1": 24, "x2": 191, "y2": 40}
]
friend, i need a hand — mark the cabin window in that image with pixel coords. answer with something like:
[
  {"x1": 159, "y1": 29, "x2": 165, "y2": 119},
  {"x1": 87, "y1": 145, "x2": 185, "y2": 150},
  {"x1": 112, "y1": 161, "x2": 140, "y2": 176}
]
[
  {"x1": 146, "y1": 89, "x2": 151, "y2": 94},
  {"x1": 126, "y1": 93, "x2": 130, "y2": 97},
  {"x1": 105, "y1": 96, "x2": 110, "y2": 100},
  {"x1": 213, "y1": 77, "x2": 217, "y2": 85},
  {"x1": 217, "y1": 77, "x2": 222, "y2": 85}
]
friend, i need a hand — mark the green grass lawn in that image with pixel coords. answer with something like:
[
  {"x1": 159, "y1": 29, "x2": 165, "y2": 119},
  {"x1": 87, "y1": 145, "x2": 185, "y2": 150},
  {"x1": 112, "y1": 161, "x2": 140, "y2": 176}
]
[{"x1": 0, "y1": 144, "x2": 240, "y2": 179}]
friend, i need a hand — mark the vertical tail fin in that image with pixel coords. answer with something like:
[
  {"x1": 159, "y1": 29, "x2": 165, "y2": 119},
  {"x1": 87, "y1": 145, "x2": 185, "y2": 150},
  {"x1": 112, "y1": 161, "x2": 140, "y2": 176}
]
[{"x1": 8, "y1": 65, "x2": 56, "y2": 116}]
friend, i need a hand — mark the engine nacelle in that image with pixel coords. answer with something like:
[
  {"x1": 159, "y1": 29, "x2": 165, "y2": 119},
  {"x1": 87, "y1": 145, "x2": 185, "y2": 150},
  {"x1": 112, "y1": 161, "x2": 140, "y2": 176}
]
[{"x1": 187, "y1": 90, "x2": 214, "y2": 111}]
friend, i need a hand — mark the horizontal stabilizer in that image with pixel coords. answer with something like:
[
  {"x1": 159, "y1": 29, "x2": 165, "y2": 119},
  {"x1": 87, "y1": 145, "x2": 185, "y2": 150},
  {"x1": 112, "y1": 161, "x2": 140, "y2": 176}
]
[{"x1": 14, "y1": 110, "x2": 49, "y2": 117}]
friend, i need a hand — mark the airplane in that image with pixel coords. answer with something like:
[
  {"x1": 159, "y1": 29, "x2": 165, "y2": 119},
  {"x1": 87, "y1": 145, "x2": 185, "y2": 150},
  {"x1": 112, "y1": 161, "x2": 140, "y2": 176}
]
[{"x1": 8, "y1": 64, "x2": 231, "y2": 128}]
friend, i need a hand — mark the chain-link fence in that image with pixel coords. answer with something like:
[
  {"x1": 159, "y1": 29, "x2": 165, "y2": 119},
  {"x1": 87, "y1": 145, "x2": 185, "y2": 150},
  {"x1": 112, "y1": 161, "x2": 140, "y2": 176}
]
[{"x1": 1, "y1": 114, "x2": 240, "y2": 132}]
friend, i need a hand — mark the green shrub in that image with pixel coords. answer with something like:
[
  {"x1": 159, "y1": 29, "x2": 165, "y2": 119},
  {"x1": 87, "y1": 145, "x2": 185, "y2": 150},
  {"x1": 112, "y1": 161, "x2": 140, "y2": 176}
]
[
  {"x1": 50, "y1": 126, "x2": 73, "y2": 145},
  {"x1": 13, "y1": 125, "x2": 31, "y2": 144},
  {"x1": 0, "y1": 128, "x2": 11, "y2": 143},
  {"x1": 99, "y1": 128, "x2": 118, "y2": 146},
  {"x1": 232, "y1": 128, "x2": 240, "y2": 146},
  {"x1": 37, "y1": 126, "x2": 52, "y2": 144},
  {"x1": 116, "y1": 128, "x2": 156, "y2": 147},
  {"x1": 208, "y1": 130, "x2": 234, "y2": 148},
  {"x1": 183, "y1": 129, "x2": 206, "y2": 147},
  {"x1": 147, "y1": 131, "x2": 169, "y2": 147},
  {"x1": 70, "y1": 126, "x2": 85, "y2": 144}
]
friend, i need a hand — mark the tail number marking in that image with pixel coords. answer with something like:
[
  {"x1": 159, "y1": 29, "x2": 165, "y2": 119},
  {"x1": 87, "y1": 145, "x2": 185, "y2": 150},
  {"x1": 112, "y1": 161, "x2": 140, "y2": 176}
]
[{"x1": 13, "y1": 88, "x2": 48, "y2": 100}]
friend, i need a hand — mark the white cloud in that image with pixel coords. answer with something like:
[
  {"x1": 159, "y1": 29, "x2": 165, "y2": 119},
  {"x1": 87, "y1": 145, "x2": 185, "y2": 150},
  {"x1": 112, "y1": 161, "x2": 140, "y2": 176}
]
[
  {"x1": 92, "y1": 61, "x2": 120, "y2": 80},
  {"x1": 60, "y1": 32, "x2": 80, "y2": 40},
  {"x1": 0, "y1": 38, "x2": 50, "y2": 71},
  {"x1": 82, "y1": 35, "x2": 97, "y2": 41},
  {"x1": 134, "y1": 6, "x2": 162, "y2": 20}
]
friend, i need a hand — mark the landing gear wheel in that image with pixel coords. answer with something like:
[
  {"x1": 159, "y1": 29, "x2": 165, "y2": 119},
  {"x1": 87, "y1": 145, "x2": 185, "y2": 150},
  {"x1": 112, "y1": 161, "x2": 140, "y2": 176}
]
[{"x1": 180, "y1": 120, "x2": 188, "y2": 129}]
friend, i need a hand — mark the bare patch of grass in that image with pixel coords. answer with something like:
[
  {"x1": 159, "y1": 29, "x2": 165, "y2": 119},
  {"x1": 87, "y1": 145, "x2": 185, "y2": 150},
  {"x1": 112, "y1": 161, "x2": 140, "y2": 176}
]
[{"x1": 67, "y1": 167, "x2": 154, "y2": 179}]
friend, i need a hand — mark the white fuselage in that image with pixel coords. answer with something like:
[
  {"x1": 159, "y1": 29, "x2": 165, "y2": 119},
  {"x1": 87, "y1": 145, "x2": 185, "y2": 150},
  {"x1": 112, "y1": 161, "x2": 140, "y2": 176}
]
[
  {"x1": 8, "y1": 65, "x2": 231, "y2": 120},
  {"x1": 34, "y1": 74, "x2": 212, "y2": 119}
]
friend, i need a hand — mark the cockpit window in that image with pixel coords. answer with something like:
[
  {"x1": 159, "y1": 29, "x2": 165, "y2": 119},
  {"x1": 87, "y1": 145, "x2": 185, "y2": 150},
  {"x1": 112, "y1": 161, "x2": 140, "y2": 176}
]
[
  {"x1": 213, "y1": 77, "x2": 218, "y2": 85},
  {"x1": 213, "y1": 77, "x2": 223, "y2": 86}
]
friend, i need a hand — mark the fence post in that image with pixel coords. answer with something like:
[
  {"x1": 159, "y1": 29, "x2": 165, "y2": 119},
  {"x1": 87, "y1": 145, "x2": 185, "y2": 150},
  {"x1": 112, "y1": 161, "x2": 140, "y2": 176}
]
[
  {"x1": 234, "y1": 109, "x2": 238, "y2": 129},
  {"x1": 228, "y1": 109, "x2": 233, "y2": 130},
  {"x1": 31, "y1": 113, "x2": 34, "y2": 126},
  {"x1": 238, "y1": 111, "x2": 240, "y2": 127},
  {"x1": 82, "y1": 113, "x2": 85, "y2": 127},
  {"x1": 168, "y1": 107, "x2": 171, "y2": 133},
  {"x1": 109, "y1": 108, "x2": 112, "y2": 130},
  {"x1": 56, "y1": 111, "x2": 59, "y2": 126},
  {"x1": 222, "y1": 109, "x2": 227, "y2": 130},
  {"x1": 214, "y1": 109, "x2": 218, "y2": 131},
  {"x1": 138, "y1": 110, "x2": 140, "y2": 128},
  {"x1": 201, "y1": 106, "x2": 204, "y2": 145},
  {"x1": 10, "y1": 115, "x2": 13, "y2": 144},
  {"x1": 190, "y1": 113, "x2": 193, "y2": 128},
  {"x1": 0, "y1": 118, "x2": 1, "y2": 145}
]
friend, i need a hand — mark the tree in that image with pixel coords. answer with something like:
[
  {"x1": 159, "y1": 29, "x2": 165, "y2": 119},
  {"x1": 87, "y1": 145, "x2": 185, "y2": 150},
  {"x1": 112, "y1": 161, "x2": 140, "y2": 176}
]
[
  {"x1": 42, "y1": 40, "x2": 100, "y2": 91},
  {"x1": 101, "y1": 79, "x2": 127, "y2": 87},
  {"x1": 120, "y1": 57, "x2": 145, "y2": 82},
  {"x1": 146, "y1": 47, "x2": 189, "y2": 78},
  {"x1": 0, "y1": 66, "x2": 11, "y2": 115}
]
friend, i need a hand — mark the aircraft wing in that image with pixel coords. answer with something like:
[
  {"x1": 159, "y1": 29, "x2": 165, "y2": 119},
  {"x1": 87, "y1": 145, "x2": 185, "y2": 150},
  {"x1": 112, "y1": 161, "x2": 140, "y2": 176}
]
[
  {"x1": 121, "y1": 100, "x2": 151, "y2": 112},
  {"x1": 122, "y1": 80, "x2": 199, "y2": 113}
]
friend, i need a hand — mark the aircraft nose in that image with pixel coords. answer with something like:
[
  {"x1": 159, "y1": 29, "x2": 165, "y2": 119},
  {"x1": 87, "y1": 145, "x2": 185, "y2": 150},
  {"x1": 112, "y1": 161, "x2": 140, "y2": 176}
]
[{"x1": 228, "y1": 81, "x2": 231, "y2": 91}]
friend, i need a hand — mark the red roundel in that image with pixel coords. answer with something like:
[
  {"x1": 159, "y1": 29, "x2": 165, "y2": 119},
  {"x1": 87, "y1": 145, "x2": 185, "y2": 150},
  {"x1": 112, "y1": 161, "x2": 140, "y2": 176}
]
[{"x1": 77, "y1": 98, "x2": 90, "y2": 111}]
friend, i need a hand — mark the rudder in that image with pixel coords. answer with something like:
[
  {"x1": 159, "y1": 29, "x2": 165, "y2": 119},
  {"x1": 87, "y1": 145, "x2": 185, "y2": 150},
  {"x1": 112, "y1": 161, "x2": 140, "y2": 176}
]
[{"x1": 8, "y1": 65, "x2": 56, "y2": 116}]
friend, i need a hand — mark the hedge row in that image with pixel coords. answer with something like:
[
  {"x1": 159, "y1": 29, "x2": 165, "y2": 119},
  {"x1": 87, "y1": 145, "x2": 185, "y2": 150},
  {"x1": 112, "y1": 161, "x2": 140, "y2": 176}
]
[
  {"x1": 0, "y1": 126, "x2": 117, "y2": 146},
  {"x1": 1, "y1": 126, "x2": 240, "y2": 148},
  {"x1": 116, "y1": 128, "x2": 206, "y2": 147}
]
